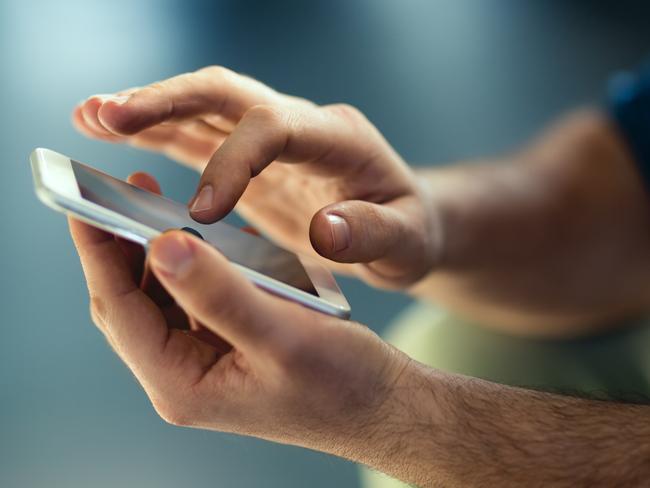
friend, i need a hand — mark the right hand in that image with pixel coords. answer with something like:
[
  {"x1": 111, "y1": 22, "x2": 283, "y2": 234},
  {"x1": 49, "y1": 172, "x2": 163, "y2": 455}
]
[
  {"x1": 72, "y1": 66, "x2": 440, "y2": 289},
  {"x1": 69, "y1": 200, "x2": 411, "y2": 476}
]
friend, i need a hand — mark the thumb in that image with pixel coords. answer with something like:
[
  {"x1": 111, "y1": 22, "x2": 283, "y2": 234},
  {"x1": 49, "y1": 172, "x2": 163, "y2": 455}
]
[
  {"x1": 148, "y1": 231, "x2": 287, "y2": 351},
  {"x1": 309, "y1": 199, "x2": 436, "y2": 282}
]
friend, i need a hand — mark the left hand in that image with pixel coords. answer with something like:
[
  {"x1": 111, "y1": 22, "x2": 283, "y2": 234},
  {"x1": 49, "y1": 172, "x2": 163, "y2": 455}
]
[
  {"x1": 69, "y1": 172, "x2": 406, "y2": 453},
  {"x1": 72, "y1": 67, "x2": 439, "y2": 289}
]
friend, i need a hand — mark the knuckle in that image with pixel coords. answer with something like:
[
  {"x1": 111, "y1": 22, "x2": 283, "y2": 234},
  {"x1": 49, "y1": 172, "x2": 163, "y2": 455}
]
[
  {"x1": 141, "y1": 81, "x2": 167, "y2": 97},
  {"x1": 325, "y1": 103, "x2": 367, "y2": 125},
  {"x1": 360, "y1": 201, "x2": 384, "y2": 223},
  {"x1": 139, "y1": 81, "x2": 178, "y2": 123},
  {"x1": 152, "y1": 398, "x2": 194, "y2": 427},
  {"x1": 244, "y1": 104, "x2": 285, "y2": 126},
  {"x1": 198, "y1": 65, "x2": 234, "y2": 80},
  {"x1": 88, "y1": 296, "x2": 108, "y2": 329}
]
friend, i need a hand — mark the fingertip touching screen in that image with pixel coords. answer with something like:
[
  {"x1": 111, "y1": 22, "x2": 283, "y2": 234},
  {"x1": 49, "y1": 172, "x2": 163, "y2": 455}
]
[{"x1": 71, "y1": 160, "x2": 318, "y2": 296}]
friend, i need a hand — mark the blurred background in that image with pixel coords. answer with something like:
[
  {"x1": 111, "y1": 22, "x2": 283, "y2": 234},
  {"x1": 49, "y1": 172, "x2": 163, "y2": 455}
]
[{"x1": 1, "y1": 0, "x2": 649, "y2": 486}]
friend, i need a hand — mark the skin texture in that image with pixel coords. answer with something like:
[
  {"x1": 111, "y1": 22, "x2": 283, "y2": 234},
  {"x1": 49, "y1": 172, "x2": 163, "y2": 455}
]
[
  {"x1": 73, "y1": 67, "x2": 650, "y2": 335},
  {"x1": 69, "y1": 209, "x2": 650, "y2": 487},
  {"x1": 411, "y1": 111, "x2": 650, "y2": 336},
  {"x1": 68, "y1": 211, "x2": 408, "y2": 458},
  {"x1": 68, "y1": 66, "x2": 650, "y2": 485},
  {"x1": 74, "y1": 68, "x2": 438, "y2": 289},
  {"x1": 373, "y1": 362, "x2": 650, "y2": 487}
]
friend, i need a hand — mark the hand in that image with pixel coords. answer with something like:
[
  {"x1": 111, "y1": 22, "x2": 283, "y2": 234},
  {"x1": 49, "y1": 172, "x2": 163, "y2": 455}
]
[
  {"x1": 73, "y1": 68, "x2": 650, "y2": 335},
  {"x1": 68, "y1": 174, "x2": 650, "y2": 488},
  {"x1": 72, "y1": 66, "x2": 439, "y2": 288},
  {"x1": 69, "y1": 173, "x2": 406, "y2": 454}
]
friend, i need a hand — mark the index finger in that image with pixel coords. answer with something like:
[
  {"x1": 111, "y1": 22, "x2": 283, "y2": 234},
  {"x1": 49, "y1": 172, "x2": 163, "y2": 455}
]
[
  {"x1": 94, "y1": 66, "x2": 284, "y2": 136},
  {"x1": 188, "y1": 103, "x2": 408, "y2": 223}
]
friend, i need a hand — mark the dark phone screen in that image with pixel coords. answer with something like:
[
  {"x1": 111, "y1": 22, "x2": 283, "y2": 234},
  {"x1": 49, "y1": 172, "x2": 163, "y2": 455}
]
[{"x1": 71, "y1": 160, "x2": 318, "y2": 295}]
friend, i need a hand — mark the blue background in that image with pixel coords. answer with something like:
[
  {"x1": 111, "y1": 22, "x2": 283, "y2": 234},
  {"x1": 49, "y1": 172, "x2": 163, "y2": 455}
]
[{"x1": 1, "y1": 1, "x2": 649, "y2": 486}]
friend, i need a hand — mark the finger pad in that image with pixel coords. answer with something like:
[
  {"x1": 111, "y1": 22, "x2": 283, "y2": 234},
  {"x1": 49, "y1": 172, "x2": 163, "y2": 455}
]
[{"x1": 127, "y1": 172, "x2": 162, "y2": 195}]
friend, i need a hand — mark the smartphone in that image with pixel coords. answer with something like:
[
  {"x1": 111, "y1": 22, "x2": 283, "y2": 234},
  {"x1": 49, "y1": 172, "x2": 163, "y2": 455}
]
[{"x1": 30, "y1": 148, "x2": 351, "y2": 319}]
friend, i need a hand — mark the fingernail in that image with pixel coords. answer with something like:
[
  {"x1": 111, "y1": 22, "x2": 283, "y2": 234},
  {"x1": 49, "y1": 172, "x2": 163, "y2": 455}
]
[
  {"x1": 190, "y1": 185, "x2": 214, "y2": 213},
  {"x1": 94, "y1": 94, "x2": 130, "y2": 105},
  {"x1": 326, "y1": 214, "x2": 350, "y2": 252},
  {"x1": 151, "y1": 234, "x2": 194, "y2": 279}
]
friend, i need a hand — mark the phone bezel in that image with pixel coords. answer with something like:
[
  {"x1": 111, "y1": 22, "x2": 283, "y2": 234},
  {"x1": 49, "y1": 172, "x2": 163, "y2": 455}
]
[{"x1": 31, "y1": 148, "x2": 351, "y2": 319}]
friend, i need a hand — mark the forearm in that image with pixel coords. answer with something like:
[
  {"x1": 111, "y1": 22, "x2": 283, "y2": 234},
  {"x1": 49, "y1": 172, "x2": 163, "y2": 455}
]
[
  {"x1": 410, "y1": 153, "x2": 564, "y2": 328},
  {"x1": 407, "y1": 109, "x2": 650, "y2": 336},
  {"x1": 351, "y1": 357, "x2": 650, "y2": 487}
]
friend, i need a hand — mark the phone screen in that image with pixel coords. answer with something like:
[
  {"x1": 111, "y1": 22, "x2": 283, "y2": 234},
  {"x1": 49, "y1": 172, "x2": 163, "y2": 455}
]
[{"x1": 71, "y1": 160, "x2": 318, "y2": 296}]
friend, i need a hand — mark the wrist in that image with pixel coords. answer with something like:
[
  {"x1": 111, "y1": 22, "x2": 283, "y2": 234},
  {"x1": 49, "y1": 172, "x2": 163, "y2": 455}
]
[
  {"x1": 414, "y1": 173, "x2": 448, "y2": 279},
  {"x1": 307, "y1": 340, "x2": 417, "y2": 468},
  {"x1": 353, "y1": 349, "x2": 449, "y2": 486}
]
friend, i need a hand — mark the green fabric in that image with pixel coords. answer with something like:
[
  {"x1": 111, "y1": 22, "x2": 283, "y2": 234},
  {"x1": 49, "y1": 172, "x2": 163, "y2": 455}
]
[{"x1": 360, "y1": 303, "x2": 650, "y2": 488}]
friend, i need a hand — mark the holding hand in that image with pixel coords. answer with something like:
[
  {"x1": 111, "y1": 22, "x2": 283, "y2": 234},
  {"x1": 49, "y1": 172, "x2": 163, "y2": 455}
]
[{"x1": 69, "y1": 173, "x2": 407, "y2": 457}]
